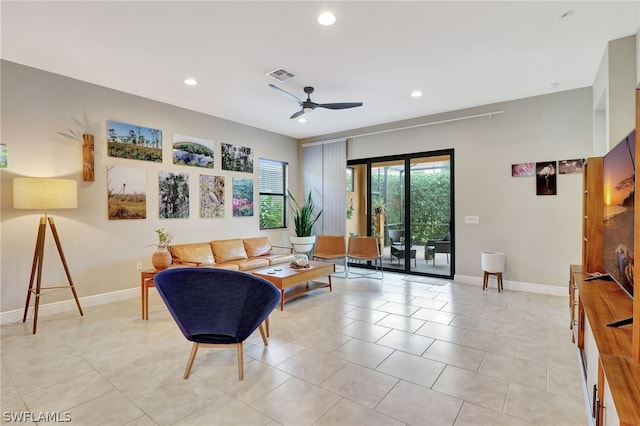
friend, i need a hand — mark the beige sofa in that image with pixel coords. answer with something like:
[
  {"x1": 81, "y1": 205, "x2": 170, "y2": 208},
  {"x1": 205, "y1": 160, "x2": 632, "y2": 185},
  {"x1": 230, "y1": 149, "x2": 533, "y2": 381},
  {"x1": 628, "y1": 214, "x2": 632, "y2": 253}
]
[{"x1": 168, "y1": 236, "x2": 294, "y2": 271}]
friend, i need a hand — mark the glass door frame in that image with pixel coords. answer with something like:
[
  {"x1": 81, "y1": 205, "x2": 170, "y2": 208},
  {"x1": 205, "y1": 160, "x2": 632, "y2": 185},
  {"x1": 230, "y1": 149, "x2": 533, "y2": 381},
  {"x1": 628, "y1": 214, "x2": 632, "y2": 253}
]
[{"x1": 347, "y1": 148, "x2": 454, "y2": 279}]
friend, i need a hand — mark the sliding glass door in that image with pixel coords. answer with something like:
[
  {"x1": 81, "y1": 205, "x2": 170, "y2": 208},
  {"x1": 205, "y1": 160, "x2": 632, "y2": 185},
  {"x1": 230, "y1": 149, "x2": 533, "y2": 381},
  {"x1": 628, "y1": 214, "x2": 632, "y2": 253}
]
[{"x1": 347, "y1": 150, "x2": 453, "y2": 277}]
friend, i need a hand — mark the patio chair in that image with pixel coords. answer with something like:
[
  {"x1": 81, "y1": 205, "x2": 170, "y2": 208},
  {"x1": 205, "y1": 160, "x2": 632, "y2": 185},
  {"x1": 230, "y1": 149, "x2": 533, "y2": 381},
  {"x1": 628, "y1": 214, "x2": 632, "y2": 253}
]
[
  {"x1": 425, "y1": 232, "x2": 451, "y2": 266},
  {"x1": 312, "y1": 235, "x2": 348, "y2": 278},
  {"x1": 347, "y1": 236, "x2": 383, "y2": 279},
  {"x1": 154, "y1": 267, "x2": 280, "y2": 380}
]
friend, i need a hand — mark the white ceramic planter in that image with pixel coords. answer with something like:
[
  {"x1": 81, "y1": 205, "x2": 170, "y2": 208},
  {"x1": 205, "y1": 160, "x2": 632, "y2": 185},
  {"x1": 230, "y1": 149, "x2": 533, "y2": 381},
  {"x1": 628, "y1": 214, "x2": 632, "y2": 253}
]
[
  {"x1": 290, "y1": 235, "x2": 316, "y2": 254},
  {"x1": 481, "y1": 252, "x2": 505, "y2": 273}
]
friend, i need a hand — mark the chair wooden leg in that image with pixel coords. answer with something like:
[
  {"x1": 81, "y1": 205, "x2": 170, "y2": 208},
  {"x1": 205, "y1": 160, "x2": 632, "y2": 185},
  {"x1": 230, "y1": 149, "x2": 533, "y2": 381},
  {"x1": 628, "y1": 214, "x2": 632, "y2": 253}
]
[
  {"x1": 498, "y1": 273, "x2": 503, "y2": 293},
  {"x1": 482, "y1": 272, "x2": 488, "y2": 290},
  {"x1": 265, "y1": 316, "x2": 270, "y2": 337},
  {"x1": 184, "y1": 342, "x2": 199, "y2": 379},
  {"x1": 237, "y1": 343, "x2": 244, "y2": 380},
  {"x1": 259, "y1": 324, "x2": 268, "y2": 345}
]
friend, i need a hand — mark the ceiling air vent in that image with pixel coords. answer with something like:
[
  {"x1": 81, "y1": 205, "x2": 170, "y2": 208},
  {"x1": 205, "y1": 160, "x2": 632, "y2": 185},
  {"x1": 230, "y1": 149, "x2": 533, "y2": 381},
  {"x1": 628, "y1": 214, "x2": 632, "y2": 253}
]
[{"x1": 267, "y1": 68, "x2": 295, "y2": 82}]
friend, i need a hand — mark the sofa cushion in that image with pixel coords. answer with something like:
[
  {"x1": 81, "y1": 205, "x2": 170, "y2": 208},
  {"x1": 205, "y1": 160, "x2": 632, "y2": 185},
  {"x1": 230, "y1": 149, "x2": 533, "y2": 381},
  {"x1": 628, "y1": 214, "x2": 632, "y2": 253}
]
[
  {"x1": 210, "y1": 238, "x2": 248, "y2": 263},
  {"x1": 169, "y1": 243, "x2": 215, "y2": 266},
  {"x1": 236, "y1": 258, "x2": 270, "y2": 271},
  {"x1": 263, "y1": 253, "x2": 295, "y2": 265},
  {"x1": 243, "y1": 236, "x2": 272, "y2": 257}
]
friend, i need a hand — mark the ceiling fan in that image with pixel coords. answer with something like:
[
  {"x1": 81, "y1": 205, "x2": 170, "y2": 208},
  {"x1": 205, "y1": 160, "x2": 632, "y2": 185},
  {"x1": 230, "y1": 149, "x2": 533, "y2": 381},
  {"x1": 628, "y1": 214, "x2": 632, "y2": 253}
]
[{"x1": 268, "y1": 84, "x2": 363, "y2": 119}]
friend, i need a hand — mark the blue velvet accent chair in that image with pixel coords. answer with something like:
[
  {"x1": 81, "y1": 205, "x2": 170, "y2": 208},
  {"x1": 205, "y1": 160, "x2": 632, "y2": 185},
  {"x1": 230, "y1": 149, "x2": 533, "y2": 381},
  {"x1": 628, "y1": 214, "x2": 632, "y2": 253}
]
[{"x1": 154, "y1": 267, "x2": 280, "y2": 380}]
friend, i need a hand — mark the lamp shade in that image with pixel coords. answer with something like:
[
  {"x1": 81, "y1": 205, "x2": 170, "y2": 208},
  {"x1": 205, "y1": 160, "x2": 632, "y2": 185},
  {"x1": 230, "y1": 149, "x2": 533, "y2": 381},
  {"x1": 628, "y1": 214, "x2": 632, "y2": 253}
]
[{"x1": 13, "y1": 178, "x2": 77, "y2": 210}]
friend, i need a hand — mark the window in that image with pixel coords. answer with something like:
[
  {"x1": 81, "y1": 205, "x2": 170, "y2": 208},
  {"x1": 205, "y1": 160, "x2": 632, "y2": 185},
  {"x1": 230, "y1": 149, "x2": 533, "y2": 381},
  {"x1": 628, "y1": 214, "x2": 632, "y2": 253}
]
[
  {"x1": 259, "y1": 158, "x2": 288, "y2": 229},
  {"x1": 346, "y1": 167, "x2": 354, "y2": 192}
]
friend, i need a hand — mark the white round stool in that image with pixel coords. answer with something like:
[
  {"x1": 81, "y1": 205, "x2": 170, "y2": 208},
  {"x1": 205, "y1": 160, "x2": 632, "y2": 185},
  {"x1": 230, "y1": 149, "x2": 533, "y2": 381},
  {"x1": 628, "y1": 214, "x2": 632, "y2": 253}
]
[{"x1": 481, "y1": 252, "x2": 505, "y2": 292}]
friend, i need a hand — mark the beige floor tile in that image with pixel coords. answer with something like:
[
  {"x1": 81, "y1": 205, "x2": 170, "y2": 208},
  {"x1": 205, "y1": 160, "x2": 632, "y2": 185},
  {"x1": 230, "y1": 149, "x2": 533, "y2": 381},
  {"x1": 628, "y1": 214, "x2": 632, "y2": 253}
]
[
  {"x1": 504, "y1": 382, "x2": 587, "y2": 425},
  {"x1": 376, "y1": 329, "x2": 435, "y2": 356},
  {"x1": 375, "y1": 313, "x2": 425, "y2": 333},
  {"x1": 320, "y1": 363, "x2": 398, "y2": 408},
  {"x1": 315, "y1": 398, "x2": 404, "y2": 426},
  {"x1": 174, "y1": 394, "x2": 274, "y2": 426},
  {"x1": 343, "y1": 306, "x2": 390, "y2": 323},
  {"x1": 294, "y1": 327, "x2": 353, "y2": 351},
  {"x1": 376, "y1": 350, "x2": 446, "y2": 388},
  {"x1": 449, "y1": 314, "x2": 499, "y2": 333},
  {"x1": 339, "y1": 320, "x2": 392, "y2": 343},
  {"x1": 478, "y1": 352, "x2": 548, "y2": 390},
  {"x1": 196, "y1": 359, "x2": 292, "y2": 404},
  {"x1": 495, "y1": 321, "x2": 548, "y2": 344},
  {"x1": 332, "y1": 337, "x2": 394, "y2": 368},
  {"x1": 461, "y1": 330, "x2": 519, "y2": 356},
  {"x1": 250, "y1": 377, "x2": 340, "y2": 426},
  {"x1": 433, "y1": 365, "x2": 509, "y2": 412},
  {"x1": 377, "y1": 380, "x2": 463, "y2": 425},
  {"x1": 64, "y1": 390, "x2": 144, "y2": 425},
  {"x1": 411, "y1": 307, "x2": 456, "y2": 324},
  {"x1": 423, "y1": 339, "x2": 486, "y2": 371},
  {"x1": 454, "y1": 402, "x2": 535, "y2": 426},
  {"x1": 277, "y1": 348, "x2": 348, "y2": 384},
  {"x1": 244, "y1": 336, "x2": 306, "y2": 366},
  {"x1": 131, "y1": 374, "x2": 227, "y2": 425},
  {"x1": 415, "y1": 321, "x2": 469, "y2": 344},
  {"x1": 407, "y1": 296, "x2": 448, "y2": 310},
  {"x1": 21, "y1": 370, "x2": 115, "y2": 414},
  {"x1": 516, "y1": 340, "x2": 578, "y2": 374},
  {"x1": 375, "y1": 301, "x2": 420, "y2": 316}
]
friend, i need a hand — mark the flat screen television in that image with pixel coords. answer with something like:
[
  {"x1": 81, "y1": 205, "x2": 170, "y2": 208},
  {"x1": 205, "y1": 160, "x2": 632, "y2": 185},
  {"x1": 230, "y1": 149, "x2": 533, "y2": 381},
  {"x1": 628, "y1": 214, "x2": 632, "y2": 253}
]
[{"x1": 602, "y1": 128, "x2": 635, "y2": 327}]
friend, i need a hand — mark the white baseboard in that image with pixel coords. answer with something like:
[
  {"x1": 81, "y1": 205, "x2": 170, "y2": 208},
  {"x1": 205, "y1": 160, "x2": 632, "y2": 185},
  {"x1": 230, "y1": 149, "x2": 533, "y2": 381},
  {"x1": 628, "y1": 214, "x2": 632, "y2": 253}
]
[
  {"x1": 1, "y1": 287, "x2": 139, "y2": 325},
  {"x1": 453, "y1": 274, "x2": 568, "y2": 297}
]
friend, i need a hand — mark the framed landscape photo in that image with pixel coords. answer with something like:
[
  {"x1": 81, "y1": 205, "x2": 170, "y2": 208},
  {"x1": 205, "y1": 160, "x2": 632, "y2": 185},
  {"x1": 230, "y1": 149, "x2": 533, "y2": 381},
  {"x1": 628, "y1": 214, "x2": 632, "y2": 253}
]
[
  {"x1": 200, "y1": 175, "x2": 225, "y2": 218},
  {"x1": 232, "y1": 177, "x2": 253, "y2": 217},
  {"x1": 173, "y1": 133, "x2": 214, "y2": 168},
  {"x1": 222, "y1": 143, "x2": 253, "y2": 173},
  {"x1": 107, "y1": 165, "x2": 146, "y2": 219},
  {"x1": 159, "y1": 171, "x2": 189, "y2": 218},
  {"x1": 107, "y1": 120, "x2": 162, "y2": 162}
]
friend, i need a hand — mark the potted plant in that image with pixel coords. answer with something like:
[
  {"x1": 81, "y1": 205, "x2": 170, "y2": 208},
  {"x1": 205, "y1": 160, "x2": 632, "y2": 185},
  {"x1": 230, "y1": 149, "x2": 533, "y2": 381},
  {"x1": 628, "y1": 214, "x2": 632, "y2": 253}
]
[
  {"x1": 150, "y1": 227, "x2": 173, "y2": 270},
  {"x1": 288, "y1": 190, "x2": 322, "y2": 253}
]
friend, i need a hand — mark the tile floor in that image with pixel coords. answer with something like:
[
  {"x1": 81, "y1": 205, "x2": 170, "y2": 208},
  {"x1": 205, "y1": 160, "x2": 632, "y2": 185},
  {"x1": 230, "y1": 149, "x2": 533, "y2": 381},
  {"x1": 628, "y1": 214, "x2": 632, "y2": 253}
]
[{"x1": 1, "y1": 270, "x2": 588, "y2": 425}]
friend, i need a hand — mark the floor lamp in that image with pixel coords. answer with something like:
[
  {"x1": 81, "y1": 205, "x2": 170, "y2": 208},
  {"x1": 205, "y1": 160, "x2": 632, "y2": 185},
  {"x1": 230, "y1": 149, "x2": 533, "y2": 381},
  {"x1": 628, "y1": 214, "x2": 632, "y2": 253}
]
[{"x1": 13, "y1": 178, "x2": 84, "y2": 334}]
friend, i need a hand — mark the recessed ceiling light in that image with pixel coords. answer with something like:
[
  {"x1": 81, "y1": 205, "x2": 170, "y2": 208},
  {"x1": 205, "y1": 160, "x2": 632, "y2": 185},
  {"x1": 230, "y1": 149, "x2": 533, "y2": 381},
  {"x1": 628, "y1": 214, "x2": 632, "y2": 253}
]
[
  {"x1": 318, "y1": 12, "x2": 336, "y2": 26},
  {"x1": 411, "y1": 91, "x2": 423, "y2": 98},
  {"x1": 547, "y1": 82, "x2": 560, "y2": 90},
  {"x1": 184, "y1": 78, "x2": 198, "y2": 86},
  {"x1": 298, "y1": 118, "x2": 307, "y2": 123}
]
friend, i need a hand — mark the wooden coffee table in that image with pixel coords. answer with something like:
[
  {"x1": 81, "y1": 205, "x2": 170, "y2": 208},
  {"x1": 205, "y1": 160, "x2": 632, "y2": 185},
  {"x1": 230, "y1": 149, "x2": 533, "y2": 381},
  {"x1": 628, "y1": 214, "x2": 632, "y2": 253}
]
[{"x1": 252, "y1": 260, "x2": 335, "y2": 310}]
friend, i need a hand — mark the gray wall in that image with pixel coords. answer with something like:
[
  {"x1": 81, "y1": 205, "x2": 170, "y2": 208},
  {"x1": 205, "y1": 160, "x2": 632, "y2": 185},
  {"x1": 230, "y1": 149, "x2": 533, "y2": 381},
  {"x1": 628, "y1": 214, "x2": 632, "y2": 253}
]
[
  {"x1": 1, "y1": 61, "x2": 298, "y2": 314},
  {"x1": 304, "y1": 89, "x2": 595, "y2": 291}
]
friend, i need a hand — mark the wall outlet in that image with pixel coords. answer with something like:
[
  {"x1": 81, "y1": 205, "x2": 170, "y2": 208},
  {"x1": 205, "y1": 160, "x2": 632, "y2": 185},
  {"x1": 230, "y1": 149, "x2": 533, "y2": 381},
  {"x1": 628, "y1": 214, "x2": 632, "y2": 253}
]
[
  {"x1": 136, "y1": 261, "x2": 143, "y2": 271},
  {"x1": 465, "y1": 215, "x2": 480, "y2": 224}
]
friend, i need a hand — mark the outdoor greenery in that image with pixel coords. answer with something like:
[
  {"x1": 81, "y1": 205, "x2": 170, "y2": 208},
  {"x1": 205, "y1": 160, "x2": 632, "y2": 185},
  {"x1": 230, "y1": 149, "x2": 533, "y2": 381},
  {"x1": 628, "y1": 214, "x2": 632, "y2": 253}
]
[
  {"x1": 371, "y1": 169, "x2": 450, "y2": 244},
  {"x1": 260, "y1": 195, "x2": 284, "y2": 228},
  {"x1": 288, "y1": 190, "x2": 322, "y2": 237}
]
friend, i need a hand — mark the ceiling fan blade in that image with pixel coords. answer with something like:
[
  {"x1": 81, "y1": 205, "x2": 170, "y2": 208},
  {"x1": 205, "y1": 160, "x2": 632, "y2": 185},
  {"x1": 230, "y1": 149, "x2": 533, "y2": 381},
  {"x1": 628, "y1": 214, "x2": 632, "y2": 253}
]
[
  {"x1": 289, "y1": 109, "x2": 306, "y2": 119},
  {"x1": 269, "y1": 84, "x2": 303, "y2": 106},
  {"x1": 317, "y1": 102, "x2": 363, "y2": 110}
]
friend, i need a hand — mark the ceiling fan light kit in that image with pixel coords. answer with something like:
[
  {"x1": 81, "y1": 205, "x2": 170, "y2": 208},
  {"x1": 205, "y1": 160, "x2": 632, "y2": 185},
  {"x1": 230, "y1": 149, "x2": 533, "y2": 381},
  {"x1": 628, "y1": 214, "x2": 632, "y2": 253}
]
[{"x1": 269, "y1": 84, "x2": 363, "y2": 119}]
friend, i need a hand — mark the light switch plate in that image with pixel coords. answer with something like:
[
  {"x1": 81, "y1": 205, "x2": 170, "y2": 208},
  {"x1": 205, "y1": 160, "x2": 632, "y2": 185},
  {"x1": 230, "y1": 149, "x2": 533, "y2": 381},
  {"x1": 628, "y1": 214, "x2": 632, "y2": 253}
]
[{"x1": 465, "y1": 215, "x2": 480, "y2": 224}]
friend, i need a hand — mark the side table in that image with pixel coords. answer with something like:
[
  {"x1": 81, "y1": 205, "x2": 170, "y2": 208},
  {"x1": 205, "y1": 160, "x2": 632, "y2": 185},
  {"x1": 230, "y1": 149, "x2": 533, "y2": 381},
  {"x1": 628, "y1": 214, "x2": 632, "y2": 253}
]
[{"x1": 141, "y1": 268, "x2": 162, "y2": 320}]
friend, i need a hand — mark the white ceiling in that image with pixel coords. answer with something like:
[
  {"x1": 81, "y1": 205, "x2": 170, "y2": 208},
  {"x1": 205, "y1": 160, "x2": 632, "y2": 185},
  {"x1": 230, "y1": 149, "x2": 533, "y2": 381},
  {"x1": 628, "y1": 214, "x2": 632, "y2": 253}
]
[{"x1": 1, "y1": 1, "x2": 638, "y2": 140}]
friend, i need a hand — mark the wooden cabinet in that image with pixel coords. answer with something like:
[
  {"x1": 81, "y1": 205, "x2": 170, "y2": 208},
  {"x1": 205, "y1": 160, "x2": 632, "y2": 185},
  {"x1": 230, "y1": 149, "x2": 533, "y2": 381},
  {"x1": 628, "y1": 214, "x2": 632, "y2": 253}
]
[{"x1": 570, "y1": 267, "x2": 640, "y2": 426}]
